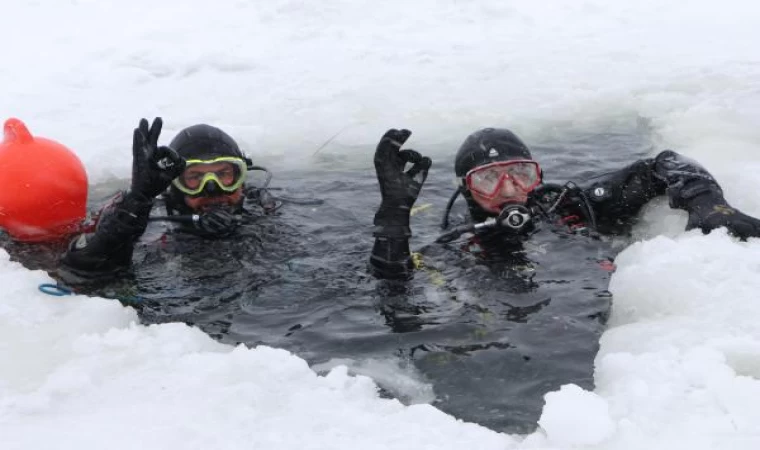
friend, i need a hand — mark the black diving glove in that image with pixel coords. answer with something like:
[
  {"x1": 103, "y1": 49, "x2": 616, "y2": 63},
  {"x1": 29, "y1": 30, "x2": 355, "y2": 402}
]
[
  {"x1": 654, "y1": 150, "x2": 760, "y2": 240},
  {"x1": 373, "y1": 128, "x2": 432, "y2": 238},
  {"x1": 130, "y1": 117, "x2": 186, "y2": 201},
  {"x1": 682, "y1": 196, "x2": 760, "y2": 240},
  {"x1": 193, "y1": 208, "x2": 241, "y2": 237}
]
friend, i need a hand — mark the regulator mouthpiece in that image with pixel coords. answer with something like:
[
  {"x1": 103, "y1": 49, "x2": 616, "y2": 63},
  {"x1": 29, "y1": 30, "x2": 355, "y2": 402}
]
[{"x1": 498, "y1": 205, "x2": 532, "y2": 231}]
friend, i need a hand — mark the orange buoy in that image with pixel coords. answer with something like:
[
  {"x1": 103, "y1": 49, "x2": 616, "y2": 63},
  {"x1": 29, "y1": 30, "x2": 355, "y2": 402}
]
[{"x1": 0, "y1": 118, "x2": 88, "y2": 242}]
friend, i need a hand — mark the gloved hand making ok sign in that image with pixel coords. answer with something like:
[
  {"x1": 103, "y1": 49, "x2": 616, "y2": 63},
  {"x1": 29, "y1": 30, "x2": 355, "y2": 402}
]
[
  {"x1": 373, "y1": 128, "x2": 432, "y2": 238},
  {"x1": 83, "y1": 118, "x2": 187, "y2": 250},
  {"x1": 130, "y1": 117, "x2": 186, "y2": 200}
]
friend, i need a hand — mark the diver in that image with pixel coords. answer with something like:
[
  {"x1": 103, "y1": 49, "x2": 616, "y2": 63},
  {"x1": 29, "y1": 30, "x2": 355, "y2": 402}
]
[
  {"x1": 370, "y1": 127, "x2": 760, "y2": 279},
  {"x1": 56, "y1": 117, "x2": 279, "y2": 284},
  {"x1": 367, "y1": 127, "x2": 760, "y2": 433}
]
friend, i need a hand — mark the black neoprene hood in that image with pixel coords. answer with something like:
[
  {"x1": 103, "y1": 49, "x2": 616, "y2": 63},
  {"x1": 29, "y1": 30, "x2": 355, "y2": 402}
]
[
  {"x1": 454, "y1": 128, "x2": 533, "y2": 177},
  {"x1": 451, "y1": 128, "x2": 536, "y2": 223},
  {"x1": 169, "y1": 124, "x2": 244, "y2": 160}
]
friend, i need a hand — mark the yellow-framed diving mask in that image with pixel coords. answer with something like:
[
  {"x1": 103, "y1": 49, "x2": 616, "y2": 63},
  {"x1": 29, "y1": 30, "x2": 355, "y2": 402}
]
[{"x1": 172, "y1": 156, "x2": 248, "y2": 196}]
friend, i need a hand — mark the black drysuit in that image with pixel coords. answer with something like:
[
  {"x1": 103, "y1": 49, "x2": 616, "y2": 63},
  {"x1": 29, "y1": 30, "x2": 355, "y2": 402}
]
[{"x1": 368, "y1": 150, "x2": 760, "y2": 432}]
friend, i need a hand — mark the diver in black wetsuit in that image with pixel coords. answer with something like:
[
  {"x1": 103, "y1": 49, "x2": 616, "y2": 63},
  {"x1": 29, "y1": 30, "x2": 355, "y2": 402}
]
[
  {"x1": 57, "y1": 117, "x2": 279, "y2": 285},
  {"x1": 367, "y1": 127, "x2": 760, "y2": 432},
  {"x1": 370, "y1": 127, "x2": 760, "y2": 279}
]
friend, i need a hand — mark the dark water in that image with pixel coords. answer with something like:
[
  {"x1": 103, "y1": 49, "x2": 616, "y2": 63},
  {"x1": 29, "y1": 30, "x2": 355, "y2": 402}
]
[
  {"x1": 8, "y1": 130, "x2": 655, "y2": 434},
  {"x1": 147, "y1": 131, "x2": 653, "y2": 433}
]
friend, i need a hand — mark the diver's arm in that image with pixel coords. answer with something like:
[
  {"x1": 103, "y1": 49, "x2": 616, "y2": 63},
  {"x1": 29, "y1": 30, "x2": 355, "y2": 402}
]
[
  {"x1": 370, "y1": 236, "x2": 414, "y2": 280},
  {"x1": 582, "y1": 150, "x2": 760, "y2": 239},
  {"x1": 368, "y1": 129, "x2": 431, "y2": 280},
  {"x1": 578, "y1": 156, "x2": 666, "y2": 231},
  {"x1": 60, "y1": 191, "x2": 152, "y2": 273},
  {"x1": 652, "y1": 150, "x2": 760, "y2": 239},
  {"x1": 61, "y1": 117, "x2": 186, "y2": 276}
]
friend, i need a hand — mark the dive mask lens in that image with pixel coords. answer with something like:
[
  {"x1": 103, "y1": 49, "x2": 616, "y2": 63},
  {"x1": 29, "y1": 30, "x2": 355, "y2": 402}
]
[
  {"x1": 465, "y1": 160, "x2": 541, "y2": 199},
  {"x1": 173, "y1": 157, "x2": 247, "y2": 195}
]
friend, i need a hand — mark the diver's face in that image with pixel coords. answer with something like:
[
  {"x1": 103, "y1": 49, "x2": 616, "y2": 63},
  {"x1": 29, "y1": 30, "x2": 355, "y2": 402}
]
[
  {"x1": 464, "y1": 160, "x2": 540, "y2": 214},
  {"x1": 184, "y1": 189, "x2": 243, "y2": 212},
  {"x1": 470, "y1": 178, "x2": 529, "y2": 214},
  {"x1": 180, "y1": 162, "x2": 244, "y2": 212}
]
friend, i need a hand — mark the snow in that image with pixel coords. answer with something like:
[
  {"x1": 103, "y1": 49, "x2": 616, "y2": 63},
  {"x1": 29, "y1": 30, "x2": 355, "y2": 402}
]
[
  {"x1": 539, "y1": 384, "x2": 615, "y2": 446},
  {"x1": 2, "y1": 0, "x2": 760, "y2": 449}
]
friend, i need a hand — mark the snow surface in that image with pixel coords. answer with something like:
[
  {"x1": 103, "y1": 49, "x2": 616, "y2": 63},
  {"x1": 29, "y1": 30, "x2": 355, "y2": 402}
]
[{"x1": 3, "y1": 0, "x2": 760, "y2": 448}]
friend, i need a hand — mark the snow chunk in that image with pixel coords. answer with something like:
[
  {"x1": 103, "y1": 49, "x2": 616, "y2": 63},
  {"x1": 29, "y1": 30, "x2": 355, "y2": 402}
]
[{"x1": 538, "y1": 384, "x2": 615, "y2": 446}]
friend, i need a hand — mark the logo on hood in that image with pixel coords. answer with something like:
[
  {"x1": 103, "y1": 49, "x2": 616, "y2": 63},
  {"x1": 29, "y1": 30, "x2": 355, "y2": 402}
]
[{"x1": 488, "y1": 148, "x2": 499, "y2": 158}]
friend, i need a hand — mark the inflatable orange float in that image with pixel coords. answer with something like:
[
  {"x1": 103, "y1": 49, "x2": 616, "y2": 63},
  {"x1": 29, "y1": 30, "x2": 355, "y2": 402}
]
[{"x1": 0, "y1": 118, "x2": 88, "y2": 242}]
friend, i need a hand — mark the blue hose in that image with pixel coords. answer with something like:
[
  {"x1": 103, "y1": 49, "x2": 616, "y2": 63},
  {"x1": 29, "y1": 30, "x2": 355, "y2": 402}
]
[{"x1": 38, "y1": 283, "x2": 74, "y2": 296}]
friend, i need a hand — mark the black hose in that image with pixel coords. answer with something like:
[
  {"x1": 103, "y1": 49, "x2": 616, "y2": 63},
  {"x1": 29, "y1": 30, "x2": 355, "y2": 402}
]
[
  {"x1": 576, "y1": 188, "x2": 598, "y2": 231},
  {"x1": 273, "y1": 195, "x2": 324, "y2": 206},
  {"x1": 440, "y1": 187, "x2": 462, "y2": 230},
  {"x1": 435, "y1": 224, "x2": 474, "y2": 243},
  {"x1": 148, "y1": 214, "x2": 198, "y2": 224},
  {"x1": 248, "y1": 165, "x2": 272, "y2": 189}
]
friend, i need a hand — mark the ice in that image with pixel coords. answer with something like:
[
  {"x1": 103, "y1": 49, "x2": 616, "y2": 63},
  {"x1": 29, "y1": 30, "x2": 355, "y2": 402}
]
[{"x1": 3, "y1": 0, "x2": 760, "y2": 448}]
